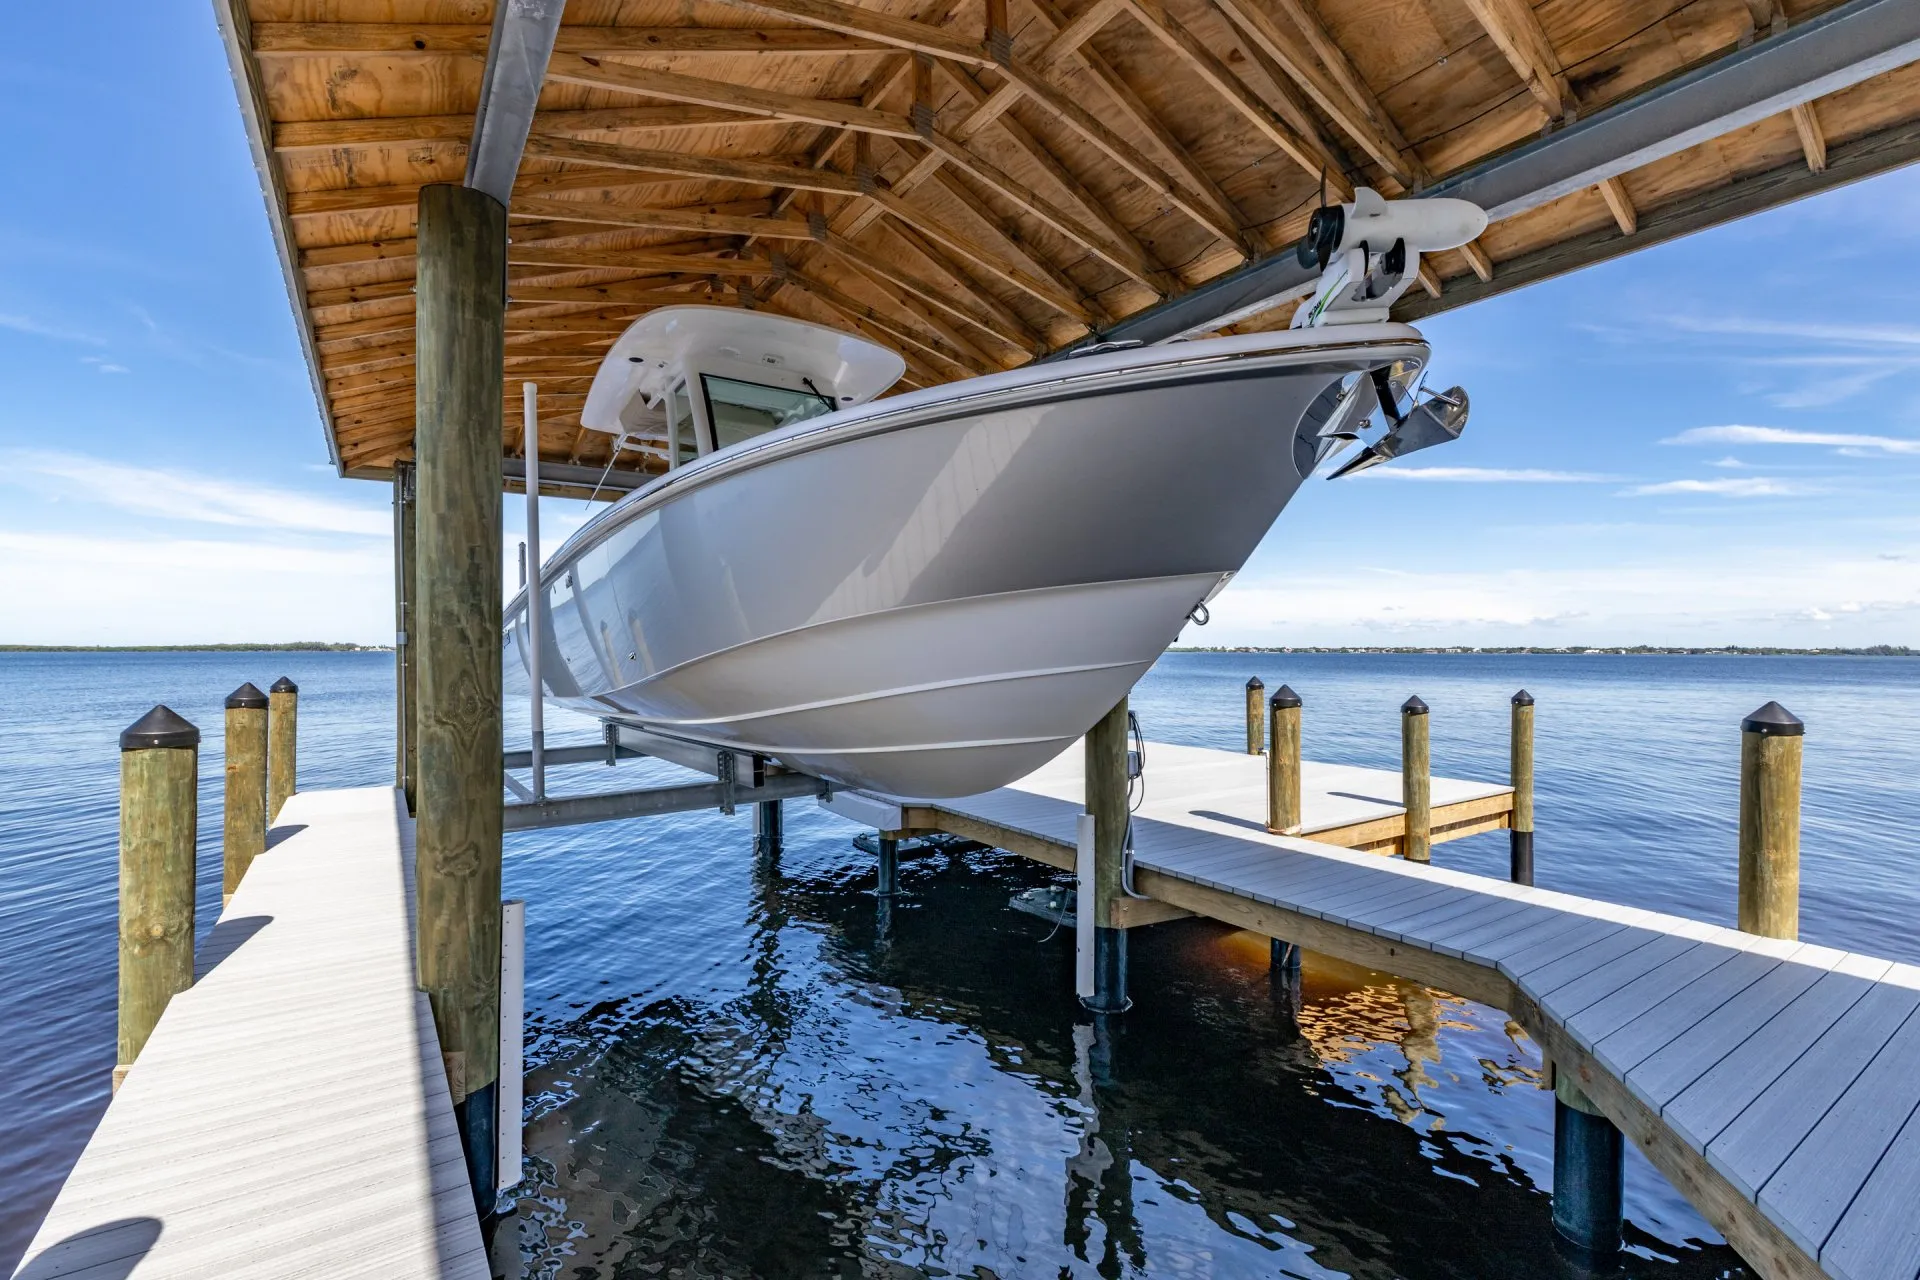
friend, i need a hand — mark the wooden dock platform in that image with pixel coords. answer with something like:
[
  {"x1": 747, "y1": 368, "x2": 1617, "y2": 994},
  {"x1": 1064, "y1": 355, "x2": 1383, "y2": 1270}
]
[
  {"x1": 841, "y1": 740, "x2": 1920, "y2": 1280},
  {"x1": 9, "y1": 788, "x2": 488, "y2": 1280}
]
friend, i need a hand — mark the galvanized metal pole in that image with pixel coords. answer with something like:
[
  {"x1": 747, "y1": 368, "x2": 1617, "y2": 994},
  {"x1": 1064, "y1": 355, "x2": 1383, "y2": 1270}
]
[
  {"x1": 268, "y1": 676, "x2": 298, "y2": 823},
  {"x1": 221, "y1": 682, "x2": 269, "y2": 904},
  {"x1": 1401, "y1": 696, "x2": 1431, "y2": 863},
  {"x1": 1739, "y1": 701, "x2": 1803, "y2": 939},
  {"x1": 1266, "y1": 684, "x2": 1302, "y2": 833},
  {"x1": 414, "y1": 181, "x2": 507, "y2": 1217},
  {"x1": 1510, "y1": 689, "x2": 1535, "y2": 886},
  {"x1": 522, "y1": 382, "x2": 546, "y2": 803},
  {"x1": 1244, "y1": 676, "x2": 1265, "y2": 754},
  {"x1": 117, "y1": 706, "x2": 199, "y2": 1092},
  {"x1": 1084, "y1": 698, "x2": 1131, "y2": 1013},
  {"x1": 393, "y1": 462, "x2": 418, "y2": 811}
]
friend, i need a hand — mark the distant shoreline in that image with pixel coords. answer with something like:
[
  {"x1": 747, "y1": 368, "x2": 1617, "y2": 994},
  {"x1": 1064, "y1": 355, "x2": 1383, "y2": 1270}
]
[
  {"x1": 1171, "y1": 645, "x2": 1914, "y2": 657},
  {"x1": 0, "y1": 643, "x2": 389, "y2": 653}
]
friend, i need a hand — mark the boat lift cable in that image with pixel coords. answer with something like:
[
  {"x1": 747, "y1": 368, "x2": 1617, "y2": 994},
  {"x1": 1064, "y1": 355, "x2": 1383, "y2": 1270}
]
[{"x1": 1122, "y1": 710, "x2": 1151, "y2": 900}]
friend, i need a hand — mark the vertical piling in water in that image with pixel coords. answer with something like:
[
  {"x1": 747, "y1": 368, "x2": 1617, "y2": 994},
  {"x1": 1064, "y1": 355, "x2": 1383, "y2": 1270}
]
[
  {"x1": 1510, "y1": 689, "x2": 1535, "y2": 886},
  {"x1": 414, "y1": 181, "x2": 507, "y2": 1216},
  {"x1": 1739, "y1": 702, "x2": 1803, "y2": 939},
  {"x1": 222, "y1": 683, "x2": 269, "y2": 904},
  {"x1": 754, "y1": 800, "x2": 784, "y2": 859},
  {"x1": 1084, "y1": 698, "x2": 1131, "y2": 1013},
  {"x1": 1266, "y1": 685, "x2": 1302, "y2": 833},
  {"x1": 268, "y1": 677, "x2": 298, "y2": 823},
  {"x1": 1552, "y1": 1073, "x2": 1624, "y2": 1256},
  {"x1": 1401, "y1": 697, "x2": 1431, "y2": 863},
  {"x1": 876, "y1": 834, "x2": 900, "y2": 896},
  {"x1": 117, "y1": 706, "x2": 199, "y2": 1092},
  {"x1": 394, "y1": 461, "x2": 418, "y2": 811},
  {"x1": 1244, "y1": 677, "x2": 1265, "y2": 754}
]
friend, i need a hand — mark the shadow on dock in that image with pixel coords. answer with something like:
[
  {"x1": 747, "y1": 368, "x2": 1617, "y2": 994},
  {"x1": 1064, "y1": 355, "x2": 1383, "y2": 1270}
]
[{"x1": 11, "y1": 1218, "x2": 160, "y2": 1280}]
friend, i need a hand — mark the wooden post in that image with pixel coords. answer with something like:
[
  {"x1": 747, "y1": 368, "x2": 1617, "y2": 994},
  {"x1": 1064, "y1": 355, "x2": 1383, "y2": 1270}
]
[
  {"x1": 222, "y1": 682, "x2": 269, "y2": 904},
  {"x1": 1084, "y1": 697, "x2": 1131, "y2": 1012},
  {"x1": 415, "y1": 181, "x2": 508, "y2": 1214},
  {"x1": 1510, "y1": 689, "x2": 1535, "y2": 885},
  {"x1": 268, "y1": 677, "x2": 298, "y2": 823},
  {"x1": 1266, "y1": 684, "x2": 1302, "y2": 833},
  {"x1": 117, "y1": 706, "x2": 199, "y2": 1091},
  {"x1": 1401, "y1": 696, "x2": 1430, "y2": 863},
  {"x1": 394, "y1": 461, "x2": 418, "y2": 810},
  {"x1": 1244, "y1": 676, "x2": 1265, "y2": 754},
  {"x1": 1739, "y1": 701, "x2": 1803, "y2": 939}
]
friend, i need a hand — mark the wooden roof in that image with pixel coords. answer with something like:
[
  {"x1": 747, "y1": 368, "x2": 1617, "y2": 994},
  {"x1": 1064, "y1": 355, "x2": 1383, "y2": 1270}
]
[{"x1": 215, "y1": 0, "x2": 1920, "y2": 486}]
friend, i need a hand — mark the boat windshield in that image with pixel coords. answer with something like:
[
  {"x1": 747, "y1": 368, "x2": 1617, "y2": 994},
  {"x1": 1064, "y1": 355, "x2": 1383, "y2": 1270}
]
[
  {"x1": 668, "y1": 382, "x2": 698, "y2": 468},
  {"x1": 701, "y1": 374, "x2": 837, "y2": 450}
]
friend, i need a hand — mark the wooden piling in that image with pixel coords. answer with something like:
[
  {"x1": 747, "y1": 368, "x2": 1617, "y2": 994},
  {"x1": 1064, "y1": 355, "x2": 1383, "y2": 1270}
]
[
  {"x1": 222, "y1": 682, "x2": 269, "y2": 903},
  {"x1": 394, "y1": 461, "x2": 418, "y2": 810},
  {"x1": 1739, "y1": 701, "x2": 1803, "y2": 940},
  {"x1": 1510, "y1": 689, "x2": 1535, "y2": 886},
  {"x1": 1244, "y1": 677, "x2": 1265, "y2": 754},
  {"x1": 118, "y1": 706, "x2": 199, "y2": 1090},
  {"x1": 1085, "y1": 697, "x2": 1131, "y2": 1012},
  {"x1": 1266, "y1": 685, "x2": 1302, "y2": 833},
  {"x1": 268, "y1": 677, "x2": 297, "y2": 823},
  {"x1": 1401, "y1": 696, "x2": 1431, "y2": 863},
  {"x1": 414, "y1": 181, "x2": 508, "y2": 1211}
]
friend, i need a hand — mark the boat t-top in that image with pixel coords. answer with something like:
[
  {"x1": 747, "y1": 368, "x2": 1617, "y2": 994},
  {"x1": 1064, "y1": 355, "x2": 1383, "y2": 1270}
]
[{"x1": 505, "y1": 189, "x2": 1484, "y2": 797}]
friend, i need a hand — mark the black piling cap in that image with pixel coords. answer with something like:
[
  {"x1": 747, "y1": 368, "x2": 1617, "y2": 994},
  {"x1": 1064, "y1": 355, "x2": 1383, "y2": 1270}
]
[
  {"x1": 1246, "y1": 676, "x2": 1265, "y2": 690},
  {"x1": 121, "y1": 705, "x2": 200, "y2": 751},
  {"x1": 1743, "y1": 701, "x2": 1804, "y2": 737},
  {"x1": 1402, "y1": 695, "x2": 1429, "y2": 716},
  {"x1": 226, "y1": 682, "x2": 269, "y2": 710},
  {"x1": 1511, "y1": 689, "x2": 1534, "y2": 707},
  {"x1": 1270, "y1": 684, "x2": 1302, "y2": 710},
  {"x1": 270, "y1": 676, "x2": 298, "y2": 695}
]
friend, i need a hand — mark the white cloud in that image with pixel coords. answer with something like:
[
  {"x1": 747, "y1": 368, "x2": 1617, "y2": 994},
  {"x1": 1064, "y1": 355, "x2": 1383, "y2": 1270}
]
[
  {"x1": 1663, "y1": 425, "x2": 1920, "y2": 455},
  {"x1": 0, "y1": 449, "x2": 389, "y2": 537},
  {"x1": 1665, "y1": 316, "x2": 1920, "y2": 349},
  {"x1": 80, "y1": 355, "x2": 129, "y2": 374},
  {"x1": 1622, "y1": 477, "x2": 1800, "y2": 498},
  {"x1": 0, "y1": 311, "x2": 106, "y2": 346},
  {"x1": 1357, "y1": 466, "x2": 1609, "y2": 483}
]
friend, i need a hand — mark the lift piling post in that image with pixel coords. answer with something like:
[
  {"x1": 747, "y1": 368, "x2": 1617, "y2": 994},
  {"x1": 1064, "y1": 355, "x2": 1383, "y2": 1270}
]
[
  {"x1": 1401, "y1": 697, "x2": 1431, "y2": 863},
  {"x1": 117, "y1": 706, "x2": 199, "y2": 1092},
  {"x1": 1244, "y1": 677, "x2": 1265, "y2": 754},
  {"x1": 268, "y1": 677, "x2": 298, "y2": 823},
  {"x1": 1552, "y1": 1073, "x2": 1624, "y2": 1256},
  {"x1": 222, "y1": 683, "x2": 269, "y2": 904},
  {"x1": 393, "y1": 462, "x2": 418, "y2": 811},
  {"x1": 1083, "y1": 698, "x2": 1131, "y2": 1014},
  {"x1": 1266, "y1": 685, "x2": 1301, "y2": 833},
  {"x1": 1510, "y1": 689, "x2": 1534, "y2": 886},
  {"x1": 1739, "y1": 702, "x2": 1803, "y2": 939}
]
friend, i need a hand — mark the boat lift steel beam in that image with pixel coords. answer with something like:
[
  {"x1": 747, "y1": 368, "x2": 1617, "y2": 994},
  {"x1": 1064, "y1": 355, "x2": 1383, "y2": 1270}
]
[
  {"x1": 504, "y1": 771, "x2": 826, "y2": 831},
  {"x1": 1066, "y1": 0, "x2": 1920, "y2": 347},
  {"x1": 502, "y1": 456, "x2": 653, "y2": 496},
  {"x1": 465, "y1": 0, "x2": 567, "y2": 205}
]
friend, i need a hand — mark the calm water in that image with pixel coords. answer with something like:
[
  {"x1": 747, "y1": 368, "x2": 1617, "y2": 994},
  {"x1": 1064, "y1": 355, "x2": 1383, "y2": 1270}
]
[{"x1": 3, "y1": 649, "x2": 1918, "y2": 1278}]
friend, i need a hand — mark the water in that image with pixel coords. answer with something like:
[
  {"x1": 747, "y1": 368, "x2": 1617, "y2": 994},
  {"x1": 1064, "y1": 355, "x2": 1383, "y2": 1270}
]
[{"x1": 3, "y1": 650, "x2": 1917, "y2": 1278}]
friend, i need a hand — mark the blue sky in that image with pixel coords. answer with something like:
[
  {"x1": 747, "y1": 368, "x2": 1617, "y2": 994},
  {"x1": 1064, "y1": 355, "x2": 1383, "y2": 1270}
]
[{"x1": 1, "y1": 5, "x2": 1916, "y2": 647}]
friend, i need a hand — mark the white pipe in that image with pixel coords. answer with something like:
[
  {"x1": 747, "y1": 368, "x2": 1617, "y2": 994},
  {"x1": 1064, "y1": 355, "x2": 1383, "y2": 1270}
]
[
  {"x1": 522, "y1": 383, "x2": 546, "y2": 803},
  {"x1": 1074, "y1": 813, "x2": 1095, "y2": 1000},
  {"x1": 497, "y1": 898, "x2": 526, "y2": 1193}
]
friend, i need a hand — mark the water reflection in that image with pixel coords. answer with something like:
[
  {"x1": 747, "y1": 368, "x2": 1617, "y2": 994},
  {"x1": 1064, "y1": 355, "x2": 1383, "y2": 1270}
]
[{"x1": 504, "y1": 835, "x2": 1746, "y2": 1279}]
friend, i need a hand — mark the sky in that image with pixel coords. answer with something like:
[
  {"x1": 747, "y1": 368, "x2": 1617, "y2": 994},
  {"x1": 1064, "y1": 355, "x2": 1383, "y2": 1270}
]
[{"x1": 1, "y1": 6, "x2": 1916, "y2": 648}]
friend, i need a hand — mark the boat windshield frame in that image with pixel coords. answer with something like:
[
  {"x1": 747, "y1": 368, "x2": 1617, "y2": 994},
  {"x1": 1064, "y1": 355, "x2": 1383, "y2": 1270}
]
[{"x1": 697, "y1": 372, "x2": 840, "y2": 454}]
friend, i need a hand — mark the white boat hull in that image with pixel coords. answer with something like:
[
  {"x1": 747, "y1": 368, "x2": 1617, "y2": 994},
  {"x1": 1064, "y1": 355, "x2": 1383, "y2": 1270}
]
[{"x1": 506, "y1": 325, "x2": 1429, "y2": 796}]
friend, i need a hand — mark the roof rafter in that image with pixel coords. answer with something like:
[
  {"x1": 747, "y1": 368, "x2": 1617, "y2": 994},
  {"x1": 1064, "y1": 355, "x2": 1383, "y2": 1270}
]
[
  {"x1": 252, "y1": 23, "x2": 895, "y2": 56},
  {"x1": 1457, "y1": 0, "x2": 1573, "y2": 122}
]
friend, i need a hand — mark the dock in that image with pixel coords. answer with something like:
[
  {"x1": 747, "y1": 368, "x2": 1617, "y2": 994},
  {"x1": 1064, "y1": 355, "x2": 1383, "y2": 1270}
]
[
  {"x1": 11, "y1": 788, "x2": 487, "y2": 1280},
  {"x1": 833, "y1": 739, "x2": 1920, "y2": 1280}
]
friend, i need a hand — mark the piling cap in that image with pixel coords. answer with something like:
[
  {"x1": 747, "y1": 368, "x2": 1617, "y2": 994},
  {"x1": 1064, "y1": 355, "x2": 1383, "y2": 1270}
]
[
  {"x1": 1511, "y1": 689, "x2": 1534, "y2": 707},
  {"x1": 270, "y1": 676, "x2": 298, "y2": 695},
  {"x1": 225, "y1": 682, "x2": 269, "y2": 710},
  {"x1": 1269, "y1": 684, "x2": 1302, "y2": 709},
  {"x1": 1742, "y1": 701, "x2": 1804, "y2": 737},
  {"x1": 1402, "y1": 695, "x2": 1429, "y2": 716},
  {"x1": 1245, "y1": 676, "x2": 1264, "y2": 691},
  {"x1": 121, "y1": 705, "x2": 200, "y2": 751}
]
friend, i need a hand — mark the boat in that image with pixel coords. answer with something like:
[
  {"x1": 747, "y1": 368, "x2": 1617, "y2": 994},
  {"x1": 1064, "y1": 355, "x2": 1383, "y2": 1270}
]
[{"x1": 505, "y1": 190, "x2": 1485, "y2": 798}]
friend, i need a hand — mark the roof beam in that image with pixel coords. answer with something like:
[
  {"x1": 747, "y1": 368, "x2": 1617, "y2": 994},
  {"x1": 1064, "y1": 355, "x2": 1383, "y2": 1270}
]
[
  {"x1": 1596, "y1": 175, "x2": 1636, "y2": 235},
  {"x1": 1457, "y1": 0, "x2": 1573, "y2": 121},
  {"x1": 1057, "y1": 0, "x2": 1920, "y2": 347},
  {"x1": 465, "y1": 0, "x2": 568, "y2": 204},
  {"x1": 273, "y1": 105, "x2": 759, "y2": 153},
  {"x1": 252, "y1": 23, "x2": 890, "y2": 56},
  {"x1": 1790, "y1": 101, "x2": 1828, "y2": 172},
  {"x1": 510, "y1": 194, "x2": 816, "y2": 239}
]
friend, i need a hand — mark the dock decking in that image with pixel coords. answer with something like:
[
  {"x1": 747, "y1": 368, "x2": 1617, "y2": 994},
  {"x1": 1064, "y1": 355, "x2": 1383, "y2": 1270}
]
[
  {"x1": 10, "y1": 788, "x2": 487, "y2": 1280},
  {"x1": 849, "y1": 741, "x2": 1920, "y2": 1280}
]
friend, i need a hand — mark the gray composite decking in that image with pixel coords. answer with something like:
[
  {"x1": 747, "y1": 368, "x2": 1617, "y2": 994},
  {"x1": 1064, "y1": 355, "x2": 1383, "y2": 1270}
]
[
  {"x1": 9, "y1": 787, "x2": 488, "y2": 1280},
  {"x1": 897, "y1": 741, "x2": 1920, "y2": 1280}
]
